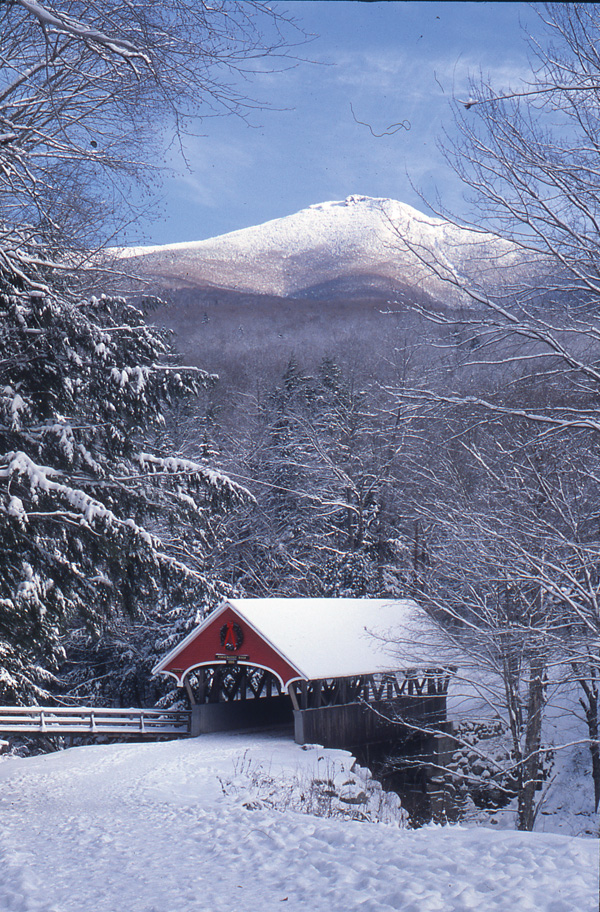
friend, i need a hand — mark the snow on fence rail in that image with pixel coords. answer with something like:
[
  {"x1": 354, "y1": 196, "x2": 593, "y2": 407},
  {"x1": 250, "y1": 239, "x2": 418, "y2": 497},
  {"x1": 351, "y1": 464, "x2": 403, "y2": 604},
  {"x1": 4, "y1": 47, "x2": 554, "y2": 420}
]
[{"x1": 0, "y1": 706, "x2": 191, "y2": 736}]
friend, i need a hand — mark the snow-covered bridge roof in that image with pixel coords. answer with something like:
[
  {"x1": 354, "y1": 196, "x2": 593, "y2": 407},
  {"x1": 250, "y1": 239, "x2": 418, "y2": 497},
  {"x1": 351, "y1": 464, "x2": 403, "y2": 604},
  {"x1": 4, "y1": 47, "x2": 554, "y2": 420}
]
[{"x1": 153, "y1": 597, "x2": 444, "y2": 689}]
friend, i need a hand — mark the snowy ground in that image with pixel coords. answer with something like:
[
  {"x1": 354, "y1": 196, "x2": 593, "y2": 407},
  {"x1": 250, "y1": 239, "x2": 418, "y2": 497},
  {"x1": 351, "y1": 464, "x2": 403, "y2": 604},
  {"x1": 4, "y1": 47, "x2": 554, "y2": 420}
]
[{"x1": 0, "y1": 731, "x2": 597, "y2": 912}]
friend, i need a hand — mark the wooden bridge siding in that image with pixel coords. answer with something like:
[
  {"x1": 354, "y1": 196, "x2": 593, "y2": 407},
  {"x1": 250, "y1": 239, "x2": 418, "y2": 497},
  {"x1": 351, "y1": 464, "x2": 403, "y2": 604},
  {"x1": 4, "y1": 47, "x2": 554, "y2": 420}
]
[
  {"x1": 190, "y1": 666, "x2": 283, "y2": 705},
  {"x1": 293, "y1": 695, "x2": 447, "y2": 749}
]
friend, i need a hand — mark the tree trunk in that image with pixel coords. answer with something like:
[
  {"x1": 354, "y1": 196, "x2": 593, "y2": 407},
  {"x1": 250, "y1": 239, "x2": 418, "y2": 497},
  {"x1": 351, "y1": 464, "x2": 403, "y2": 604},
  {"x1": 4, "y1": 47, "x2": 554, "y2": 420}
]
[
  {"x1": 517, "y1": 653, "x2": 545, "y2": 831},
  {"x1": 575, "y1": 664, "x2": 600, "y2": 812}
]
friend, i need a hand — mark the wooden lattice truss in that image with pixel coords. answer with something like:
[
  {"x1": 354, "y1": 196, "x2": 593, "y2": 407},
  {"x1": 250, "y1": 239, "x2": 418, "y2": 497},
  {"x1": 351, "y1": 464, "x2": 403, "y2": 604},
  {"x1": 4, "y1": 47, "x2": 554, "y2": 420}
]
[{"x1": 185, "y1": 665, "x2": 454, "y2": 708}]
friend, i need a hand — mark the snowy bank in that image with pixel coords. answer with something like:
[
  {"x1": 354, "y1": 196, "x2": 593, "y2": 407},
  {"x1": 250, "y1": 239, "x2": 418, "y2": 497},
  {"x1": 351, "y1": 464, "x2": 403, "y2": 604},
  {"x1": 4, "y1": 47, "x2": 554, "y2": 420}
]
[{"x1": 0, "y1": 733, "x2": 596, "y2": 912}]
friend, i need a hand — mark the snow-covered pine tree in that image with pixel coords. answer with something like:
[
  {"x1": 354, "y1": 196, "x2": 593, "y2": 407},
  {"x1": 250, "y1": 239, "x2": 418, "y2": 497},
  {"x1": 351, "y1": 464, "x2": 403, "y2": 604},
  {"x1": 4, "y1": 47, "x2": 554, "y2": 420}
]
[{"x1": 0, "y1": 261, "x2": 251, "y2": 703}]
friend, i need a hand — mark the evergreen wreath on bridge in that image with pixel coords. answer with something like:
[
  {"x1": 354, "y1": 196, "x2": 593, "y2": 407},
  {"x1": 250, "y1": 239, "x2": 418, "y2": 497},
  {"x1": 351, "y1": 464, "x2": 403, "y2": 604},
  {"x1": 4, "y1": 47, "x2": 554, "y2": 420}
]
[{"x1": 220, "y1": 622, "x2": 244, "y2": 652}]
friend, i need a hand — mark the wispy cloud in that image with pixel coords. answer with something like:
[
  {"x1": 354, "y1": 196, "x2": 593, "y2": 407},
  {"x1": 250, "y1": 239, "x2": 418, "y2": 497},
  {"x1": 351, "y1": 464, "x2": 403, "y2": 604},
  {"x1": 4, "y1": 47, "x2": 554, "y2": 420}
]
[
  {"x1": 166, "y1": 136, "x2": 255, "y2": 211},
  {"x1": 330, "y1": 46, "x2": 531, "y2": 102}
]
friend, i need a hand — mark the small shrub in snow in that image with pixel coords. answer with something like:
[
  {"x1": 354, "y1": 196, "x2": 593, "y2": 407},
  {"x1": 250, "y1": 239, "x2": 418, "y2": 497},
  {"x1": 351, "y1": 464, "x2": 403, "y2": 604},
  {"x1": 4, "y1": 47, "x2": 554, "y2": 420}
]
[{"x1": 219, "y1": 749, "x2": 407, "y2": 827}]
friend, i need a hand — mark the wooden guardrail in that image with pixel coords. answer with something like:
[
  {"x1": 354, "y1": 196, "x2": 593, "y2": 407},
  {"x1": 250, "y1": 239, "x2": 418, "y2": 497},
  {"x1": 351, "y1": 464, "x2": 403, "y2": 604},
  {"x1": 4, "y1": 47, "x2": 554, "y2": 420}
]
[{"x1": 0, "y1": 706, "x2": 191, "y2": 737}]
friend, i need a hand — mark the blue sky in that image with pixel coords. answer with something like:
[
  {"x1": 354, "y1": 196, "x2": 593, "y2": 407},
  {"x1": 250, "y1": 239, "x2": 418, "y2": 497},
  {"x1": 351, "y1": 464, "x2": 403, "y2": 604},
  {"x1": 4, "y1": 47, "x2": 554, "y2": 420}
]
[{"x1": 134, "y1": 1, "x2": 543, "y2": 246}]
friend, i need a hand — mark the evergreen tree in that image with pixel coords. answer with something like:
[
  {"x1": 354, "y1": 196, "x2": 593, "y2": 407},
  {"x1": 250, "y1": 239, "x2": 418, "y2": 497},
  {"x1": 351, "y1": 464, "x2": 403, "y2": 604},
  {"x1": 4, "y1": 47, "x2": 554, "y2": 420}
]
[{"x1": 0, "y1": 264, "x2": 251, "y2": 702}]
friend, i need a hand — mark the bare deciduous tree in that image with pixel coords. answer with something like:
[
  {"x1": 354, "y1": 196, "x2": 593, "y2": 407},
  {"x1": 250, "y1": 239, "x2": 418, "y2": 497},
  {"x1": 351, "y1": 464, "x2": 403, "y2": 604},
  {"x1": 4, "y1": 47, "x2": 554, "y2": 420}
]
[{"x1": 379, "y1": 4, "x2": 600, "y2": 827}]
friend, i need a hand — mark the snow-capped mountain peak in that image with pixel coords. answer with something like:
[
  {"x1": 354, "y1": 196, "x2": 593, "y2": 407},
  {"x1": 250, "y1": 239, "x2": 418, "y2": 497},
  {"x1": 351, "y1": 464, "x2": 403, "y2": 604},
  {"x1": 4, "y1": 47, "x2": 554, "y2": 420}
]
[{"x1": 118, "y1": 196, "x2": 516, "y2": 304}]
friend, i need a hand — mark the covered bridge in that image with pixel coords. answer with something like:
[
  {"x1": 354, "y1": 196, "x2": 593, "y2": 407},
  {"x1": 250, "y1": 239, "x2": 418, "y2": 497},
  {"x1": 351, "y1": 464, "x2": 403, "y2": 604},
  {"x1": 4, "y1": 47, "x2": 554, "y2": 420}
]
[{"x1": 153, "y1": 597, "x2": 453, "y2": 752}]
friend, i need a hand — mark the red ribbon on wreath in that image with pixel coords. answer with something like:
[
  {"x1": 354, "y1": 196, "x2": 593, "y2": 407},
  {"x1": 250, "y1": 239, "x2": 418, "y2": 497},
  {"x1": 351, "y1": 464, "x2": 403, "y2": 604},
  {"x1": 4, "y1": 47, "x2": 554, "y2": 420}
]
[{"x1": 220, "y1": 621, "x2": 244, "y2": 652}]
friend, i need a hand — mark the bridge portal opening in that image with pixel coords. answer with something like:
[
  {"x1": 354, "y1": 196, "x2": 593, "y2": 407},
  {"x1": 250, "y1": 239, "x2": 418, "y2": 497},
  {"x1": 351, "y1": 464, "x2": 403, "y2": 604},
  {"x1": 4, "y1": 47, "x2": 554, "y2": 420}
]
[{"x1": 185, "y1": 664, "x2": 293, "y2": 735}]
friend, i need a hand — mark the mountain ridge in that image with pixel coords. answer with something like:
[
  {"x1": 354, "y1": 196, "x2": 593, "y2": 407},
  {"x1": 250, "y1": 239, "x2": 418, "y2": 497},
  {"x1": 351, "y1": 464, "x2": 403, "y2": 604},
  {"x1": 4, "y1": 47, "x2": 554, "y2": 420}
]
[{"x1": 118, "y1": 195, "x2": 519, "y2": 306}]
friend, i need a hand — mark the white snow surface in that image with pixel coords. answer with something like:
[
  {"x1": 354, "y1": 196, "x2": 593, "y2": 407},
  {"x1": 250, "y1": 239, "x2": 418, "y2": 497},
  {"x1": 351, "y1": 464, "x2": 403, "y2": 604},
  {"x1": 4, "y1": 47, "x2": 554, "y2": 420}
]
[
  {"x1": 228, "y1": 597, "x2": 445, "y2": 680},
  {"x1": 116, "y1": 196, "x2": 520, "y2": 304},
  {"x1": 0, "y1": 732, "x2": 595, "y2": 912}
]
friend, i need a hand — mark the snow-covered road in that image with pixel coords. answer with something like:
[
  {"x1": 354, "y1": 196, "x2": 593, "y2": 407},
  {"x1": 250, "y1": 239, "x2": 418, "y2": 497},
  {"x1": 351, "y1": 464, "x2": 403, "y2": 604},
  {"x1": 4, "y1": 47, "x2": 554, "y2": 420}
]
[{"x1": 0, "y1": 733, "x2": 596, "y2": 911}]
